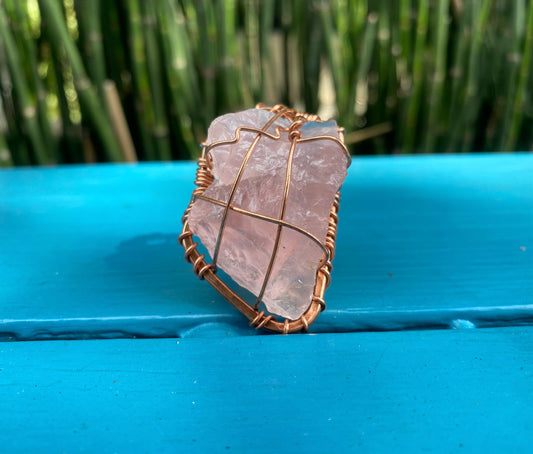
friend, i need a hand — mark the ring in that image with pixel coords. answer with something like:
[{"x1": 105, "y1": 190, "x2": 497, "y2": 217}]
[{"x1": 179, "y1": 104, "x2": 350, "y2": 333}]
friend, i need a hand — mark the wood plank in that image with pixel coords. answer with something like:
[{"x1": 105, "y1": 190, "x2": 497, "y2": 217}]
[
  {"x1": 330, "y1": 153, "x2": 533, "y2": 331},
  {"x1": 1, "y1": 154, "x2": 532, "y2": 339},
  {"x1": 1, "y1": 327, "x2": 532, "y2": 453}
]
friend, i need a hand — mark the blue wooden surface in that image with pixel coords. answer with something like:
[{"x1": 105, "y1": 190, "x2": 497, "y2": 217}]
[
  {"x1": 1, "y1": 154, "x2": 533, "y2": 453},
  {"x1": 1, "y1": 154, "x2": 532, "y2": 339},
  {"x1": 1, "y1": 327, "x2": 532, "y2": 453}
]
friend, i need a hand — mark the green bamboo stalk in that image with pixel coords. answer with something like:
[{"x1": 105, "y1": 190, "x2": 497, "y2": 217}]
[
  {"x1": 0, "y1": 41, "x2": 30, "y2": 165},
  {"x1": 178, "y1": 0, "x2": 198, "y2": 47},
  {"x1": 167, "y1": 1, "x2": 202, "y2": 127},
  {"x1": 259, "y1": 0, "x2": 275, "y2": 105},
  {"x1": 346, "y1": 1, "x2": 370, "y2": 122},
  {"x1": 445, "y1": 3, "x2": 471, "y2": 152},
  {"x1": 492, "y1": 1, "x2": 524, "y2": 149},
  {"x1": 75, "y1": 0, "x2": 106, "y2": 98},
  {"x1": 124, "y1": 0, "x2": 156, "y2": 160},
  {"x1": 38, "y1": 0, "x2": 122, "y2": 161},
  {"x1": 401, "y1": 0, "x2": 428, "y2": 154},
  {"x1": 388, "y1": 2, "x2": 402, "y2": 122},
  {"x1": 333, "y1": 0, "x2": 349, "y2": 76},
  {"x1": 504, "y1": 0, "x2": 533, "y2": 151},
  {"x1": 100, "y1": 0, "x2": 128, "y2": 95},
  {"x1": 386, "y1": 1, "x2": 399, "y2": 114},
  {"x1": 213, "y1": 0, "x2": 241, "y2": 110},
  {"x1": 243, "y1": 0, "x2": 262, "y2": 102},
  {"x1": 321, "y1": 0, "x2": 366, "y2": 125},
  {"x1": 100, "y1": 1, "x2": 143, "y2": 159},
  {"x1": 348, "y1": 0, "x2": 368, "y2": 45},
  {"x1": 399, "y1": 0, "x2": 411, "y2": 63},
  {"x1": 197, "y1": 0, "x2": 216, "y2": 120},
  {"x1": 292, "y1": 0, "x2": 307, "y2": 110},
  {"x1": 11, "y1": 0, "x2": 56, "y2": 158},
  {"x1": 0, "y1": 1, "x2": 47, "y2": 164},
  {"x1": 302, "y1": 2, "x2": 323, "y2": 113},
  {"x1": 4, "y1": 1, "x2": 31, "y2": 89},
  {"x1": 375, "y1": 0, "x2": 391, "y2": 120},
  {"x1": 156, "y1": 0, "x2": 198, "y2": 158},
  {"x1": 456, "y1": 0, "x2": 493, "y2": 153},
  {"x1": 480, "y1": 2, "x2": 510, "y2": 149},
  {"x1": 341, "y1": 0, "x2": 368, "y2": 123},
  {"x1": 320, "y1": 2, "x2": 345, "y2": 115},
  {"x1": 40, "y1": 1, "x2": 83, "y2": 163},
  {"x1": 352, "y1": 12, "x2": 378, "y2": 126},
  {"x1": 47, "y1": 43, "x2": 82, "y2": 163},
  {"x1": 422, "y1": 0, "x2": 450, "y2": 152},
  {"x1": 140, "y1": 1, "x2": 171, "y2": 160},
  {"x1": 280, "y1": 1, "x2": 293, "y2": 106},
  {"x1": 397, "y1": 0, "x2": 412, "y2": 97},
  {"x1": 367, "y1": 0, "x2": 394, "y2": 154}
]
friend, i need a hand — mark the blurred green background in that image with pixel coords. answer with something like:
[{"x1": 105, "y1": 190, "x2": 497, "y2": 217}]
[{"x1": 0, "y1": 0, "x2": 532, "y2": 166}]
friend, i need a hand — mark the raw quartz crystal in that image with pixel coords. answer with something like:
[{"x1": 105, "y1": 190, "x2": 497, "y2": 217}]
[{"x1": 188, "y1": 108, "x2": 348, "y2": 320}]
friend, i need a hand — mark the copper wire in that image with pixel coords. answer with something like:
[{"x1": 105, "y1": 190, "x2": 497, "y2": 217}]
[{"x1": 180, "y1": 104, "x2": 347, "y2": 333}]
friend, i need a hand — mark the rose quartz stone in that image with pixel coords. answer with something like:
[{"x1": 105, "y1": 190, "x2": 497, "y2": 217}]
[{"x1": 188, "y1": 108, "x2": 348, "y2": 320}]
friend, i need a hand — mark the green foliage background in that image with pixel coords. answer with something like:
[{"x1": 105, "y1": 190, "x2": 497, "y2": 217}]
[{"x1": 0, "y1": 0, "x2": 532, "y2": 166}]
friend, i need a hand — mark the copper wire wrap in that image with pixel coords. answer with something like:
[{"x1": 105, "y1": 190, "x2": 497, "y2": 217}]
[{"x1": 179, "y1": 104, "x2": 350, "y2": 333}]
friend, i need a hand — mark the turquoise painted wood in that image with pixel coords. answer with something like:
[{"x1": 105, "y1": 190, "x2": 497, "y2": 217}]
[
  {"x1": 1, "y1": 155, "x2": 532, "y2": 453},
  {"x1": 1, "y1": 154, "x2": 532, "y2": 339},
  {"x1": 1, "y1": 327, "x2": 532, "y2": 453}
]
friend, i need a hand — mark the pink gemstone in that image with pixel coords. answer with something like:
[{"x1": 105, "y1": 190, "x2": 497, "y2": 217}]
[{"x1": 188, "y1": 109, "x2": 348, "y2": 320}]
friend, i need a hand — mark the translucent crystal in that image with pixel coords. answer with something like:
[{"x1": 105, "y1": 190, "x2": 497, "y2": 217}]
[{"x1": 188, "y1": 108, "x2": 347, "y2": 320}]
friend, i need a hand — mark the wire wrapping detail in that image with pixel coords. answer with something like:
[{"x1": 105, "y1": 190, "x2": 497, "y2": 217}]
[{"x1": 179, "y1": 104, "x2": 348, "y2": 333}]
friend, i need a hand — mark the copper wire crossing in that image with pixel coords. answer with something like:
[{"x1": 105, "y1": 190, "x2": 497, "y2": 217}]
[{"x1": 210, "y1": 107, "x2": 289, "y2": 269}]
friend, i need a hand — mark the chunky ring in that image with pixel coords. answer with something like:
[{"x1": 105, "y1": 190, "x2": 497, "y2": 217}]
[{"x1": 179, "y1": 104, "x2": 350, "y2": 333}]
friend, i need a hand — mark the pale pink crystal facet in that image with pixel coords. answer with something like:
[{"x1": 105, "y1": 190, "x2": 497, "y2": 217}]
[{"x1": 188, "y1": 108, "x2": 347, "y2": 320}]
